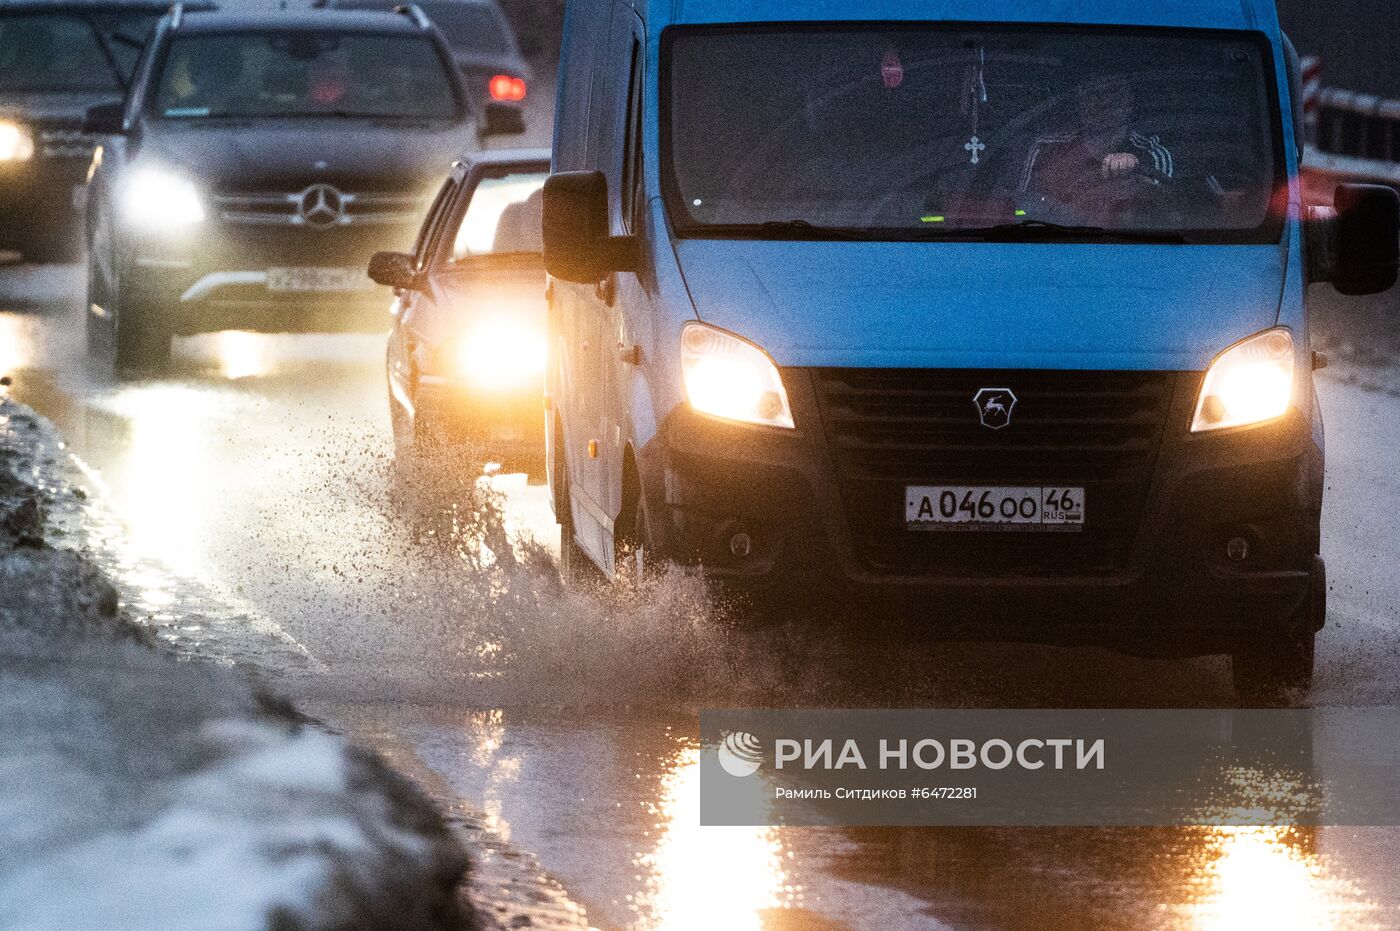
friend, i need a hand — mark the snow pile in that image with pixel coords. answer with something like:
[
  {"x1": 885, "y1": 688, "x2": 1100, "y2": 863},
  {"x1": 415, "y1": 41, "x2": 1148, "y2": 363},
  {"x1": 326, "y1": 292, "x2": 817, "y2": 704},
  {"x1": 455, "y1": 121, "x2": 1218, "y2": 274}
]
[{"x1": 0, "y1": 397, "x2": 469, "y2": 930}]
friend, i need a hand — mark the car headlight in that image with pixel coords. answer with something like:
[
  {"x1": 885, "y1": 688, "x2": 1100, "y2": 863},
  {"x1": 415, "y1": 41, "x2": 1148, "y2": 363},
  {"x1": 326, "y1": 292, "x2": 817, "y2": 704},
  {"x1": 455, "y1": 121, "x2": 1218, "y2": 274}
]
[
  {"x1": 681, "y1": 322, "x2": 794, "y2": 429},
  {"x1": 447, "y1": 317, "x2": 547, "y2": 390},
  {"x1": 1191, "y1": 327, "x2": 1296, "y2": 433},
  {"x1": 122, "y1": 168, "x2": 205, "y2": 232},
  {"x1": 0, "y1": 121, "x2": 35, "y2": 162}
]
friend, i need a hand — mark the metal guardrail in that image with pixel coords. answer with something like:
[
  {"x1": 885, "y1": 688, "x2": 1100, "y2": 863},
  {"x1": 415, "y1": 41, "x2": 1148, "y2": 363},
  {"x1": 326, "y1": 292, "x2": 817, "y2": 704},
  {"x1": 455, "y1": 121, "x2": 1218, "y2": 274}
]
[
  {"x1": 1316, "y1": 88, "x2": 1400, "y2": 162},
  {"x1": 1306, "y1": 57, "x2": 1400, "y2": 166}
]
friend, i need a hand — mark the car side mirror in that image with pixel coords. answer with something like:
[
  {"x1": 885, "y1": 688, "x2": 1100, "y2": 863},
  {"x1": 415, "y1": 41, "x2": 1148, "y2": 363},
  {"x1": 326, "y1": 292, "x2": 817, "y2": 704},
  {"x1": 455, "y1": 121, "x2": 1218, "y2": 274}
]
[
  {"x1": 368, "y1": 251, "x2": 421, "y2": 291},
  {"x1": 1309, "y1": 184, "x2": 1400, "y2": 296},
  {"x1": 83, "y1": 102, "x2": 126, "y2": 136},
  {"x1": 479, "y1": 102, "x2": 526, "y2": 138},
  {"x1": 542, "y1": 170, "x2": 637, "y2": 283}
]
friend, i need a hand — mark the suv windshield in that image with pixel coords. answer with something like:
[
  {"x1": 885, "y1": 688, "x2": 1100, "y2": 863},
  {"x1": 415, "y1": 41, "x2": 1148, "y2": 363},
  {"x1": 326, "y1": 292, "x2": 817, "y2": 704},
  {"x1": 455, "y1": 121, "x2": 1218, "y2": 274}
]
[
  {"x1": 664, "y1": 26, "x2": 1285, "y2": 243},
  {"x1": 0, "y1": 12, "x2": 157, "y2": 93},
  {"x1": 335, "y1": 1, "x2": 512, "y2": 53},
  {"x1": 153, "y1": 31, "x2": 460, "y2": 120}
]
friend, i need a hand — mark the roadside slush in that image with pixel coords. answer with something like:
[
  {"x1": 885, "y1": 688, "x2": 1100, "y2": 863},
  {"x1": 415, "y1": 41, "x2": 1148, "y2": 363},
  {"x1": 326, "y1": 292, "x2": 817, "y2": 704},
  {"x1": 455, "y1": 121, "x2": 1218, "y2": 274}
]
[{"x1": 0, "y1": 393, "x2": 471, "y2": 930}]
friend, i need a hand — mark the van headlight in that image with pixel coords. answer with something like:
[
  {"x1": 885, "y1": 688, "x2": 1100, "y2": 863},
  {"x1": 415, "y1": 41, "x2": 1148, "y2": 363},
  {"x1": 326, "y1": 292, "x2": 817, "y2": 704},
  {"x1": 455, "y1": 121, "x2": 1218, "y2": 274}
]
[
  {"x1": 122, "y1": 168, "x2": 205, "y2": 232},
  {"x1": 1191, "y1": 328, "x2": 1296, "y2": 432},
  {"x1": 681, "y1": 322, "x2": 794, "y2": 429},
  {"x1": 0, "y1": 121, "x2": 35, "y2": 162}
]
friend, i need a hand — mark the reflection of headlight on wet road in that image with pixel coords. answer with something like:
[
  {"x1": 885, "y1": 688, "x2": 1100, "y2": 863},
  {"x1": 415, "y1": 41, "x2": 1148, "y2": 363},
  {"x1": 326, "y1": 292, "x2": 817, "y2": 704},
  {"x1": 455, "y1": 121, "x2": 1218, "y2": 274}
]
[
  {"x1": 0, "y1": 121, "x2": 35, "y2": 162},
  {"x1": 449, "y1": 319, "x2": 547, "y2": 390},
  {"x1": 122, "y1": 168, "x2": 205, "y2": 232}
]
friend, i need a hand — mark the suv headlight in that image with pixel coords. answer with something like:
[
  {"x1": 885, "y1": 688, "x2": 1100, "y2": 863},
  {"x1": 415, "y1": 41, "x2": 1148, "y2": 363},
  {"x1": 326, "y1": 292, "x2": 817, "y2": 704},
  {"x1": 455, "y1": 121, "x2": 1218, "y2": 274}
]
[
  {"x1": 122, "y1": 168, "x2": 205, "y2": 232},
  {"x1": 681, "y1": 322, "x2": 794, "y2": 429},
  {"x1": 0, "y1": 121, "x2": 35, "y2": 162},
  {"x1": 1191, "y1": 327, "x2": 1295, "y2": 433}
]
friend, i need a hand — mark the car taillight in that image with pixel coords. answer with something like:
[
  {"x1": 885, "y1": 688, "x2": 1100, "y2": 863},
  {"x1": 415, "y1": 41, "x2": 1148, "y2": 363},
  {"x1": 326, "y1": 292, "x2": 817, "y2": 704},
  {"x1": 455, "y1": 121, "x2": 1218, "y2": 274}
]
[{"x1": 489, "y1": 74, "x2": 527, "y2": 102}]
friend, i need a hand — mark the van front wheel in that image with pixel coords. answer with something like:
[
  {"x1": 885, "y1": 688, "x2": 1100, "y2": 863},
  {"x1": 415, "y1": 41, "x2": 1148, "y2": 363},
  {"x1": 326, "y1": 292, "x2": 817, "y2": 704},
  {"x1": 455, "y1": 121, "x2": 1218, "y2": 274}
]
[
  {"x1": 1231, "y1": 561, "x2": 1323, "y2": 706},
  {"x1": 613, "y1": 492, "x2": 656, "y2": 587}
]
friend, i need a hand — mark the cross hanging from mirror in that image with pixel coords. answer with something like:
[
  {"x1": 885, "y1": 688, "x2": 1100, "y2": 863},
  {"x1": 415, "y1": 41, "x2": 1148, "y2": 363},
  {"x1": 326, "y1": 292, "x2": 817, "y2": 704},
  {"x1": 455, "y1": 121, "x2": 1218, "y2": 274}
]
[{"x1": 965, "y1": 136, "x2": 986, "y2": 165}]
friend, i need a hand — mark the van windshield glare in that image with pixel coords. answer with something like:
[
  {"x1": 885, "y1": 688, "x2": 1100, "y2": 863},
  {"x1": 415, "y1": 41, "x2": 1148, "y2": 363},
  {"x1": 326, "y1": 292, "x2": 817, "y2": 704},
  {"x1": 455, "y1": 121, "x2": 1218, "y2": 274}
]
[{"x1": 663, "y1": 25, "x2": 1286, "y2": 243}]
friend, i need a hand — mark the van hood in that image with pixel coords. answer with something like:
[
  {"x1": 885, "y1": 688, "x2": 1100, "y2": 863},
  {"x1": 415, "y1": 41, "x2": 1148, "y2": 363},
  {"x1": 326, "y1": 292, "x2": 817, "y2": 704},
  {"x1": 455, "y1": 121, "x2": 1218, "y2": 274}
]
[{"x1": 675, "y1": 241, "x2": 1286, "y2": 371}]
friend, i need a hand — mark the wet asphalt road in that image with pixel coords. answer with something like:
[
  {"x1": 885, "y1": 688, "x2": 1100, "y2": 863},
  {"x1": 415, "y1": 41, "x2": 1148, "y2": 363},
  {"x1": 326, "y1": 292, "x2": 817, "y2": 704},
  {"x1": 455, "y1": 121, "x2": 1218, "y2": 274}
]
[{"x1": 4, "y1": 254, "x2": 1400, "y2": 928}]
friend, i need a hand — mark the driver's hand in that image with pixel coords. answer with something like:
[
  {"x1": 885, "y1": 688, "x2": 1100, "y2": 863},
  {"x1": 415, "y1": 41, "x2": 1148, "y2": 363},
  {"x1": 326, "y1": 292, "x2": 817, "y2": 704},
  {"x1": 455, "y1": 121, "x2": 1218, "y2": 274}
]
[{"x1": 1101, "y1": 153, "x2": 1140, "y2": 179}]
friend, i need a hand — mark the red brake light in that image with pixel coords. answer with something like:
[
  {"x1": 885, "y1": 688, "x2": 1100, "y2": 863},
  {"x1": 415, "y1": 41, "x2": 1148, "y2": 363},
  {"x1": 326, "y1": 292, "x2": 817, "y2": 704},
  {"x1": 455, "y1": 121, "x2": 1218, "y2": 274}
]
[{"x1": 489, "y1": 74, "x2": 527, "y2": 102}]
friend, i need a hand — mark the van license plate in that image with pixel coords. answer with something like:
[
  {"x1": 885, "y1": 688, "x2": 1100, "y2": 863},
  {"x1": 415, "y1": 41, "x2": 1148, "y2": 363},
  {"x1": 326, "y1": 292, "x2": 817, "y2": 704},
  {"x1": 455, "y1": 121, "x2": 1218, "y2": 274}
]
[
  {"x1": 906, "y1": 486, "x2": 1085, "y2": 532},
  {"x1": 266, "y1": 267, "x2": 371, "y2": 292}
]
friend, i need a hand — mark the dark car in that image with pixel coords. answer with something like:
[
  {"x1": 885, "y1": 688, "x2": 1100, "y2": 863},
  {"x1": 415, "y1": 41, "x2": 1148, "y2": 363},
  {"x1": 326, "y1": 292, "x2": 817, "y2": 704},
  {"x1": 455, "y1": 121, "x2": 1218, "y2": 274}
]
[
  {"x1": 373, "y1": 149, "x2": 548, "y2": 475},
  {"x1": 84, "y1": 5, "x2": 521, "y2": 370},
  {"x1": 0, "y1": 0, "x2": 181, "y2": 262},
  {"x1": 328, "y1": 0, "x2": 530, "y2": 134}
]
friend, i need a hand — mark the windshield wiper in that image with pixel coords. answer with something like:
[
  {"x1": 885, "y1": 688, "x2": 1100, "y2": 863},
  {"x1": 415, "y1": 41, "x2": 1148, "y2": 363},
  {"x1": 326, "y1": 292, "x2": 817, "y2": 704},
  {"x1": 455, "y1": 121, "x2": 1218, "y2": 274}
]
[
  {"x1": 689, "y1": 219, "x2": 876, "y2": 241},
  {"x1": 948, "y1": 219, "x2": 1194, "y2": 245}
]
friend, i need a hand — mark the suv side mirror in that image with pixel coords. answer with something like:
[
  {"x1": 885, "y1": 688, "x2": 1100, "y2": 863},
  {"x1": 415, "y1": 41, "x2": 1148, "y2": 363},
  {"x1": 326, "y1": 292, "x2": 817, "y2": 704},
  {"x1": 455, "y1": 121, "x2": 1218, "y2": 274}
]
[
  {"x1": 479, "y1": 102, "x2": 526, "y2": 138},
  {"x1": 368, "y1": 251, "x2": 421, "y2": 291},
  {"x1": 1310, "y1": 184, "x2": 1400, "y2": 296},
  {"x1": 83, "y1": 102, "x2": 126, "y2": 136},
  {"x1": 542, "y1": 170, "x2": 636, "y2": 283}
]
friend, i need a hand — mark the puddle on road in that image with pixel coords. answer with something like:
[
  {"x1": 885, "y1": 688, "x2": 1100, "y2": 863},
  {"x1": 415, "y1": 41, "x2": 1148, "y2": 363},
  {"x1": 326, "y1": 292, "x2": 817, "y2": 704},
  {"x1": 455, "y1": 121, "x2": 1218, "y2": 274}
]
[{"x1": 5, "y1": 288, "x2": 1400, "y2": 930}]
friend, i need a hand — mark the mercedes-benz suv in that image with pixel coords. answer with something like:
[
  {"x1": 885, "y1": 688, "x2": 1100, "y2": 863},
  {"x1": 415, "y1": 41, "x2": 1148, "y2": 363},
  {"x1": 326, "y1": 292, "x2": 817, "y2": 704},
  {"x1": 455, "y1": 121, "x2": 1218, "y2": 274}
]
[{"x1": 84, "y1": 4, "x2": 519, "y2": 369}]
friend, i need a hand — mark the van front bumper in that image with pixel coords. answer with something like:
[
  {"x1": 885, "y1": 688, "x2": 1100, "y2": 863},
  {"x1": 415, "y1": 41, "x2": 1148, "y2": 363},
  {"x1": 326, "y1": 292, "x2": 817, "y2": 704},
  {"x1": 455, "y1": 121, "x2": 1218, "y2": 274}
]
[{"x1": 638, "y1": 369, "x2": 1322, "y2": 657}]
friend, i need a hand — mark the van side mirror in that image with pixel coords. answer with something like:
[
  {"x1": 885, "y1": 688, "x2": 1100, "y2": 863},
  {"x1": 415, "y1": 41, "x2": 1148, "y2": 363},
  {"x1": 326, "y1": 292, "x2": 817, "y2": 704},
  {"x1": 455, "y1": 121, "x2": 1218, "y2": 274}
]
[
  {"x1": 542, "y1": 170, "x2": 637, "y2": 283},
  {"x1": 479, "y1": 102, "x2": 526, "y2": 138},
  {"x1": 83, "y1": 102, "x2": 126, "y2": 136},
  {"x1": 1334, "y1": 184, "x2": 1400, "y2": 295},
  {"x1": 368, "y1": 251, "x2": 421, "y2": 291},
  {"x1": 1309, "y1": 184, "x2": 1400, "y2": 296}
]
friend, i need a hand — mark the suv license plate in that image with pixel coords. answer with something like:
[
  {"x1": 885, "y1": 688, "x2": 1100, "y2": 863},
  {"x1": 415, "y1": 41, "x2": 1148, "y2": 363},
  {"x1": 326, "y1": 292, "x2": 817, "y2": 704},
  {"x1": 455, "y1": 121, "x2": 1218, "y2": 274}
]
[
  {"x1": 906, "y1": 486, "x2": 1085, "y2": 532},
  {"x1": 266, "y1": 267, "x2": 371, "y2": 292}
]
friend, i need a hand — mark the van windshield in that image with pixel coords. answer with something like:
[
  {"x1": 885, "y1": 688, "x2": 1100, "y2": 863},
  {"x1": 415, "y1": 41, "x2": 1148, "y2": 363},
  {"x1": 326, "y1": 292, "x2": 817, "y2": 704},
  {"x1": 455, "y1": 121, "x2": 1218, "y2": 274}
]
[{"x1": 664, "y1": 26, "x2": 1286, "y2": 243}]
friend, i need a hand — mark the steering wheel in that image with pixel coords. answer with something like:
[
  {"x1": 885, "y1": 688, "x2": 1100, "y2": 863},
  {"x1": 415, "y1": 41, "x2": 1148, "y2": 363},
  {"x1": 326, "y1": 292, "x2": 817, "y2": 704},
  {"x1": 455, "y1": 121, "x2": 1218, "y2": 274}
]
[{"x1": 1040, "y1": 160, "x2": 1163, "y2": 224}]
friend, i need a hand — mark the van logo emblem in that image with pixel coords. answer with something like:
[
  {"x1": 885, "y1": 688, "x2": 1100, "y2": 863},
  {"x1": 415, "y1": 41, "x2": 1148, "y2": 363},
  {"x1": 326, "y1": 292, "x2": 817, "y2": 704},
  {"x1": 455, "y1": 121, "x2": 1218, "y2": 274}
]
[
  {"x1": 297, "y1": 183, "x2": 345, "y2": 228},
  {"x1": 974, "y1": 388, "x2": 1017, "y2": 430}
]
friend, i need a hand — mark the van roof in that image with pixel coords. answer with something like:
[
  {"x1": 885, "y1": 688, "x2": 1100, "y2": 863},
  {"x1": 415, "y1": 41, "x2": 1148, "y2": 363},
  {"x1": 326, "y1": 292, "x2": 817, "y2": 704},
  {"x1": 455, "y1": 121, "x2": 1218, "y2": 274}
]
[{"x1": 648, "y1": 0, "x2": 1277, "y2": 32}]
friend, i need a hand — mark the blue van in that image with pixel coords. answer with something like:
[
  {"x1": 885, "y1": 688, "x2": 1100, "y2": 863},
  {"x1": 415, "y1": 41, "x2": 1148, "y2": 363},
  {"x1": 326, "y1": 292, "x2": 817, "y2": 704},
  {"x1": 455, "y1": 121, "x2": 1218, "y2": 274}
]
[{"x1": 542, "y1": 0, "x2": 1399, "y2": 701}]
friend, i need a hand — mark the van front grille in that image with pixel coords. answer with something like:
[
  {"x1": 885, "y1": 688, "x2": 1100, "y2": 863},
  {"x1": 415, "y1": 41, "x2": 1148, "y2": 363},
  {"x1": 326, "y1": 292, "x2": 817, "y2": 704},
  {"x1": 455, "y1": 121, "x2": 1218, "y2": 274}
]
[{"x1": 808, "y1": 368, "x2": 1181, "y2": 577}]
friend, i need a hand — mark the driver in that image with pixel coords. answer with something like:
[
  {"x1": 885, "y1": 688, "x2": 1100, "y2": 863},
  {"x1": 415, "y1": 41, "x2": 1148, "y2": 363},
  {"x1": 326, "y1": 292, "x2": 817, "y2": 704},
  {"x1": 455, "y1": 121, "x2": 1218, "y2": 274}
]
[{"x1": 1019, "y1": 77, "x2": 1175, "y2": 201}]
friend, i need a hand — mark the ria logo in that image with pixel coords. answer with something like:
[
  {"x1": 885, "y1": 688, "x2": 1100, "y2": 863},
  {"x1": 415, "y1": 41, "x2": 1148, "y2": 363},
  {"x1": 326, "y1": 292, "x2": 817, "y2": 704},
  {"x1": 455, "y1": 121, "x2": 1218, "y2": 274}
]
[
  {"x1": 973, "y1": 387, "x2": 1018, "y2": 430},
  {"x1": 717, "y1": 731, "x2": 763, "y2": 778},
  {"x1": 297, "y1": 183, "x2": 345, "y2": 229}
]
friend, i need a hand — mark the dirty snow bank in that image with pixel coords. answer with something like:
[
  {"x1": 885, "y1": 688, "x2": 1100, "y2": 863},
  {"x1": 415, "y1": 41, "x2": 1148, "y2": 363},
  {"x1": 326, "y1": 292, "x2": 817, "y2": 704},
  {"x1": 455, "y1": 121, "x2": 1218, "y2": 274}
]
[{"x1": 0, "y1": 397, "x2": 470, "y2": 930}]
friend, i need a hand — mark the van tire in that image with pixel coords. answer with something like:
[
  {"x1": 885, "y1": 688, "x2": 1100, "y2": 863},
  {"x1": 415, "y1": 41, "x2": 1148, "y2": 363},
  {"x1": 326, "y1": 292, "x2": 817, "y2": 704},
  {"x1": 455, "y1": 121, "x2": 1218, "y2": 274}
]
[
  {"x1": 1231, "y1": 560, "x2": 1323, "y2": 706},
  {"x1": 613, "y1": 490, "x2": 654, "y2": 587}
]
